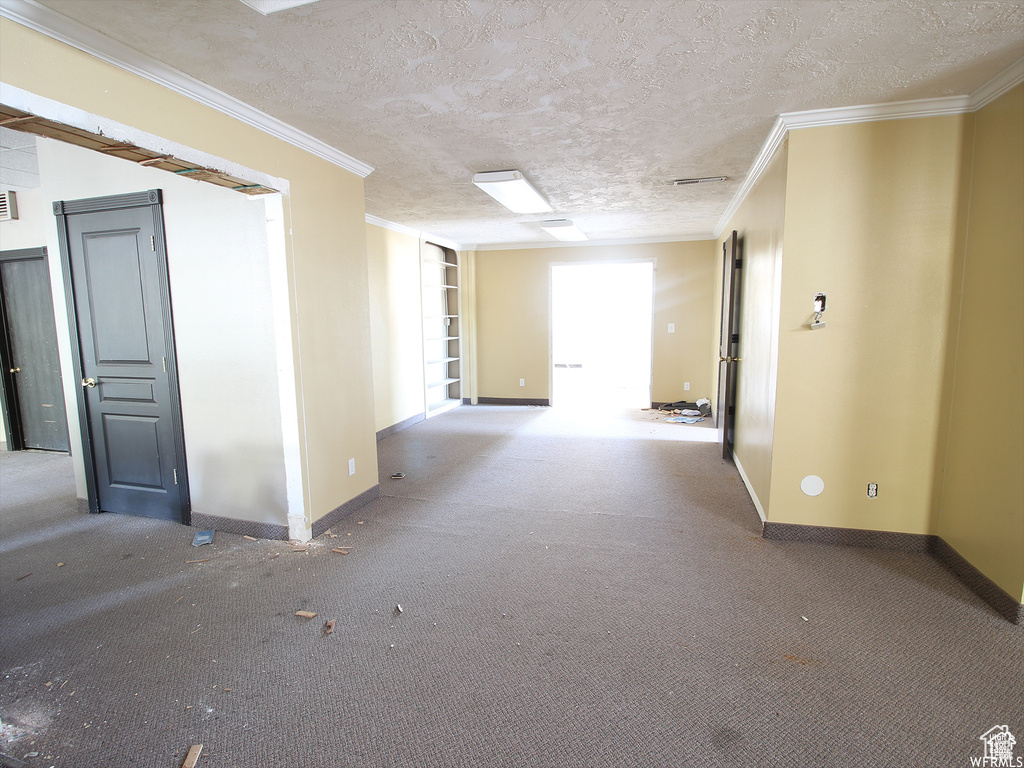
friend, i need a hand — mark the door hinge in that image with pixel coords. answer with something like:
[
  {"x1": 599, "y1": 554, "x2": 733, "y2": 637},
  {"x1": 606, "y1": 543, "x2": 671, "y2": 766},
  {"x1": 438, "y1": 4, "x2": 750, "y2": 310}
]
[
  {"x1": 162, "y1": 356, "x2": 166, "y2": 372},
  {"x1": 173, "y1": 468, "x2": 178, "y2": 485},
  {"x1": 150, "y1": 235, "x2": 155, "y2": 251}
]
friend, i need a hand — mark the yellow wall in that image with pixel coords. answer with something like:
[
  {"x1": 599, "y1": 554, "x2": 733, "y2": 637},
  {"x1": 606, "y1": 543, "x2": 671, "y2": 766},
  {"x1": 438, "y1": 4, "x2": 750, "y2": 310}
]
[
  {"x1": 1, "y1": 20, "x2": 378, "y2": 536},
  {"x1": 937, "y1": 84, "x2": 1024, "y2": 600},
  {"x1": 717, "y1": 141, "x2": 788, "y2": 518},
  {"x1": 475, "y1": 241, "x2": 717, "y2": 403},
  {"x1": 770, "y1": 116, "x2": 966, "y2": 534},
  {"x1": 365, "y1": 224, "x2": 426, "y2": 432}
]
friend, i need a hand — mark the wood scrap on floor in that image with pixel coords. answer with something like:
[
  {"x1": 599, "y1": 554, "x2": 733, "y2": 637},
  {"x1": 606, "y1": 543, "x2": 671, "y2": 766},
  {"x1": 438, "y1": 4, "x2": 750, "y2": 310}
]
[
  {"x1": 323, "y1": 620, "x2": 335, "y2": 635},
  {"x1": 182, "y1": 744, "x2": 203, "y2": 768},
  {"x1": 295, "y1": 611, "x2": 318, "y2": 619}
]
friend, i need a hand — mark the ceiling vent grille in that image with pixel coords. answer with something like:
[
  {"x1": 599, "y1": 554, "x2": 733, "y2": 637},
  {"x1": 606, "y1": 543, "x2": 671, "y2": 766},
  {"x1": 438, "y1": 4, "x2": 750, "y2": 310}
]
[
  {"x1": 672, "y1": 176, "x2": 728, "y2": 185},
  {"x1": 0, "y1": 191, "x2": 18, "y2": 221}
]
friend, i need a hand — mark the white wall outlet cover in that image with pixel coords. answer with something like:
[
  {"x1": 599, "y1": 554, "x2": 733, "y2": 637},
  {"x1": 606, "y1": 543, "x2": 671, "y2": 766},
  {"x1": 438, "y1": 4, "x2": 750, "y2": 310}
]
[
  {"x1": 668, "y1": 323, "x2": 675, "y2": 333},
  {"x1": 348, "y1": 458, "x2": 356, "y2": 476},
  {"x1": 519, "y1": 379, "x2": 525, "y2": 386},
  {"x1": 800, "y1": 475, "x2": 825, "y2": 497}
]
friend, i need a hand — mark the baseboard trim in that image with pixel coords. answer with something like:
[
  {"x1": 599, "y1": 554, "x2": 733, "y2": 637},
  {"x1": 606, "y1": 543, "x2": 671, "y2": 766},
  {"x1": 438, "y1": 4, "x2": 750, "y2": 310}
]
[
  {"x1": 761, "y1": 521, "x2": 1022, "y2": 624},
  {"x1": 733, "y1": 454, "x2": 766, "y2": 523},
  {"x1": 762, "y1": 521, "x2": 932, "y2": 551},
  {"x1": 376, "y1": 412, "x2": 425, "y2": 441},
  {"x1": 928, "y1": 536, "x2": 1023, "y2": 625},
  {"x1": 476, "y1": 397, "x2": 551, "y2": 406},
  {"x1": 311, "y1": 484, "x2": 382, "y2": 538},
  {"x1": 189, "y1": 511, "x2": 289, "y2": 541}
]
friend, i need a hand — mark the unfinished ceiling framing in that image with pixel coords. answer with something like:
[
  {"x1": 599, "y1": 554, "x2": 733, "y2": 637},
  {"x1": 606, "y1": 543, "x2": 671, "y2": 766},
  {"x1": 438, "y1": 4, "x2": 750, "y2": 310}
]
[{"x1": 0, "y1": 103, "x2": 278, "y2": 195}]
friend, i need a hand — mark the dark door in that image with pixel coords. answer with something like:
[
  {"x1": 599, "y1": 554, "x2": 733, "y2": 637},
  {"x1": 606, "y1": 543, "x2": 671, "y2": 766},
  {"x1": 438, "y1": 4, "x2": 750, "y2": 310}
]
[
  {"x1": 716, "y1": 231, "x2": 742, "y2": 460},
  {"x1": 0, "y1": 247, "x2": 70, "y2": 451},
  {"x1": 54, "y1": 190, "x2": 189, "y2": 522}
]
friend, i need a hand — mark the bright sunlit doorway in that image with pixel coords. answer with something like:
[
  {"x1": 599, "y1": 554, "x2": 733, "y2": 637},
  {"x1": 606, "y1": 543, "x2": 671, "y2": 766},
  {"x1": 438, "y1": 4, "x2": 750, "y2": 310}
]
[{"x1": 550, "y1": 261, "x2": 654, "y2": 410}]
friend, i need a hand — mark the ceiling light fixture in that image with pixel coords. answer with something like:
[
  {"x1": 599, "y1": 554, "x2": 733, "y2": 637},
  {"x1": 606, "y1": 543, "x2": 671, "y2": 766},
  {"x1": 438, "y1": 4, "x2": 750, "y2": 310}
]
[
  {"x1": 472, "y1": 170, "x2": 552, "y2": 214},
  {"x1": 237, "y1": 0, "x2": 322, "y2": 15},
  {"x1": 539, "y1": 219, "x2": 587, "y2": 242},
  {"x1": 671, "y1": 176, "x2": 728, "y2": 185}
]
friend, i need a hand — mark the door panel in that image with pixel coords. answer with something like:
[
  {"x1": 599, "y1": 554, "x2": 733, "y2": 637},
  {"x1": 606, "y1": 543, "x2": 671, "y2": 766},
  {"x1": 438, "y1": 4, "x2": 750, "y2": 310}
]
[
  {"x1": 717, "y1": 231, "x2": 742, "y2": 460},
  {"x1": 56, "y1": 191, "x2": 188, "y2": 522},
  {"x1": 0, "y1": 249, "x2": 70, "y2": 452},
  {"x1": 83, "y1": 231, "x2": 152, "y2": 363}
]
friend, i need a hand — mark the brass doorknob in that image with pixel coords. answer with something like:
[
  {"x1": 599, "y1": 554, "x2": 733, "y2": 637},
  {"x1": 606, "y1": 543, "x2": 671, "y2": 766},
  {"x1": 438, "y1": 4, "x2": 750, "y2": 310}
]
[
  {"x1": 9, "y1": 367, "x2": 19, "y2": 373},
  {"x1": 82, "y1": 377, "x2": 96, "y2": 388}
]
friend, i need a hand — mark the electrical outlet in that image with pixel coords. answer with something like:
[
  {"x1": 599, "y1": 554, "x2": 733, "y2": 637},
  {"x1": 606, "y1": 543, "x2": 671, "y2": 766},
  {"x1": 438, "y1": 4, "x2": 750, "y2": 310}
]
[
  {"x1": 668, "y1": 323, "x2": 675, "y2": 334},
  {"x1": 867, "y1": 483, "x2": 878, "y2": 498},
  {"x1": 520, "y1": 378, "x2": 525, "y2": 387},
  {"x1": 684, "y1": 382, "x2": 690, "y2": 391},
  {"x1": 348, "y1": 458, "x2": 356, "y2": 476}
]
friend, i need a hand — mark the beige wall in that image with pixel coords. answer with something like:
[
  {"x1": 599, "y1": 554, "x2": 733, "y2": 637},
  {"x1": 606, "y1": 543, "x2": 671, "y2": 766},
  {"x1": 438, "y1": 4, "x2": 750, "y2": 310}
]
[
  {"x1": 475, "y1": 241, "x2": 717, "y2": 403},
  {"x1": 937, "y1": 84, "x2": 1024, "y2": 600},
  {"x1": 366, "y1": 224, "x2": 425, "y2": 432},
  {"x1": 717, "y1": 140, "x2": 788, "y2": 518},
  {"x1": 1, "y1": 20, "x2": 378, "y2": 537},
  {"x1": 770, "y1": 116, "x2": 965, "y2": 534},
  {"x1": 23, "y1": 137, "x2": 291, "y2": 525}
]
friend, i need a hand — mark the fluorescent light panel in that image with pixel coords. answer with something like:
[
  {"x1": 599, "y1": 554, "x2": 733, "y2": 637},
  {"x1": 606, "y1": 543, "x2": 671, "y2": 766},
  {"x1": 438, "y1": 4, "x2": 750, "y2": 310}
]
[
  {"x1": 472, "y1": 170, "x2": 552, "y2": 213},
  {"x1": 237, "y1": 0, "x2": 321, "y2": 15},
  {"x1": 540, "y1": 219, "x2": 587, "y2": 241}
]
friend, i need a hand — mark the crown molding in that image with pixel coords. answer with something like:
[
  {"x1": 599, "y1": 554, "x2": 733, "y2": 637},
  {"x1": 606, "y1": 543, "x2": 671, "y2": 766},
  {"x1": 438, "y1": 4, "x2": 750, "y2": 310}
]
[
  {"x1": 969, "y1": 57, "x2": 1024, "y2": 110},
  {"x1": 780, "y1": 95, "x2": 971, "y2": 131},
  {"x1": 470, "y1": 233, "x2": 714, "y2": 251},
  {"x1": 365, "y1": 214, "x2": 463, "y2": 251},
  {"x1": 714, "y1": 58, "x2": 1024, "y2": 238},
  {"x1": 0, "y1": 0, "x2": 374, "y2": 178},
  {"x1": 713, "y1": 117, "x2": 787, "y2": 239}
]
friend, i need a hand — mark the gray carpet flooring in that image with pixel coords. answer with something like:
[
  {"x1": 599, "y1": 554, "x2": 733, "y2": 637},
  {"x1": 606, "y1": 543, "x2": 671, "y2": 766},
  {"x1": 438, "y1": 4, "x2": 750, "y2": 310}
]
[{"x1": 0, "y1": 405, "x2": 1020, "y2": 768}]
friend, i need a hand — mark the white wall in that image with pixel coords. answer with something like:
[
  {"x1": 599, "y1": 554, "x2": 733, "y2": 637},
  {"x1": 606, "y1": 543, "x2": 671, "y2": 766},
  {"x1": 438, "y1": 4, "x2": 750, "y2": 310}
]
[{"x1": 25, "y1": 137, "x2": 292, "y2": 526}]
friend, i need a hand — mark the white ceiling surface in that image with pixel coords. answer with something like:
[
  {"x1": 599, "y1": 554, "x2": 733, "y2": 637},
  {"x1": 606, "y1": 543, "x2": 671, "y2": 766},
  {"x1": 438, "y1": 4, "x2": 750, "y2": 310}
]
[{"x1": 24, "y1": 0, "x2": 1024, "y2": 247}]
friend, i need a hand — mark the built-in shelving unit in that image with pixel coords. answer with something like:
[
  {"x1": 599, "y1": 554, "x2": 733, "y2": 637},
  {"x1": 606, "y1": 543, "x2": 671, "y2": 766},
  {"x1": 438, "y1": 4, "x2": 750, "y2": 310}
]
[{"x1": 422, "y1": 243, "x2": 461, "y2": 417}]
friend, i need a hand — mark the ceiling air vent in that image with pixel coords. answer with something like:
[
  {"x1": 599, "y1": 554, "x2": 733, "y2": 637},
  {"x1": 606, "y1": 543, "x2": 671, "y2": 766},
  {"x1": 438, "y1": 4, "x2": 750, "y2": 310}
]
[
  {"x1": 0, "y1": 191, "x2": 18, "y2": 222},
  {"x1": 672, "y1": 176, "x2": 727, "y2": 185}
]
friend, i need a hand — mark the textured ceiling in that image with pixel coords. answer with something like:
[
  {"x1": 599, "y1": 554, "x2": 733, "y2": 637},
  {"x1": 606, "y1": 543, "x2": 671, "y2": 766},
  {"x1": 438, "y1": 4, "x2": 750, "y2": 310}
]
[{"x1": 26, "y1": 0, "x2": 1024, "y2": 246}]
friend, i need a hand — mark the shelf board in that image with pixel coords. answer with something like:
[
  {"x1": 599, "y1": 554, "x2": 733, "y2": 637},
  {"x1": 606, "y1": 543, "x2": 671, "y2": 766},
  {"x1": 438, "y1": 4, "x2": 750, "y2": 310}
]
[
  {"x1": 426, "y1": 356, "x2": 459, "y2": 364},
  {"x1": 423, "y1": 314, "x2": 459, "y2": 320},
  {"x1": 425, "y1": 335, "x2": 459, "y2": 342}
]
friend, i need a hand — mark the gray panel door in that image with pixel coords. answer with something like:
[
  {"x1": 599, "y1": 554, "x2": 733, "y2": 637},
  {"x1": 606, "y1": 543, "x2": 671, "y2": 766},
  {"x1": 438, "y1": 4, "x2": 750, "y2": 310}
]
[
  {"x1": 0, "y1": 248, "x2": 70, "y2": 451},
  {"x1": 57, "y1": 191, "x2": 188, "y2": 522}
]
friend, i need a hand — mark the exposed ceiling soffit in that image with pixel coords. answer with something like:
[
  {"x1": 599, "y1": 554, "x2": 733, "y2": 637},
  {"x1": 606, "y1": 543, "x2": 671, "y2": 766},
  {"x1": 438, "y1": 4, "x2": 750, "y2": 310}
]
[
  {"x1": 0, "y1": 81, "x2": 288, "y2": 194},
  {"x1": 0, "y1": 0, "x2": 373, "y2": 178},
  {"x1": 0, "y1": 102, "x2": 279, "y2": 194},
  {"x1": 713, "y1": 58, "x2": 1024, "y2": 239}
]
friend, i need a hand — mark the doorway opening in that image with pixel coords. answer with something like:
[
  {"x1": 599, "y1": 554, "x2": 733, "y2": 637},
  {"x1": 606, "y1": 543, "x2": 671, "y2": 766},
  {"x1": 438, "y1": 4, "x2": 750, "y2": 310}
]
[{"x1": 550, "y1": 261, "x2": 654, "y2": 410}]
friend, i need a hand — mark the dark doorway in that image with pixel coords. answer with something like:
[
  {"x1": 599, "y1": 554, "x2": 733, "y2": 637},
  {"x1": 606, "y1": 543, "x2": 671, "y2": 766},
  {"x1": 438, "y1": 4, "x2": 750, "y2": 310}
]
[
  {"x1": 0, "y1": 247, "x2": 70, "y2": 452},
  {"x1": 54, "y1": 189, "x2": 189, "y2": 522},
  {"x1": 717, "y1": 231, "x2": 742, "y2": 461}
]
